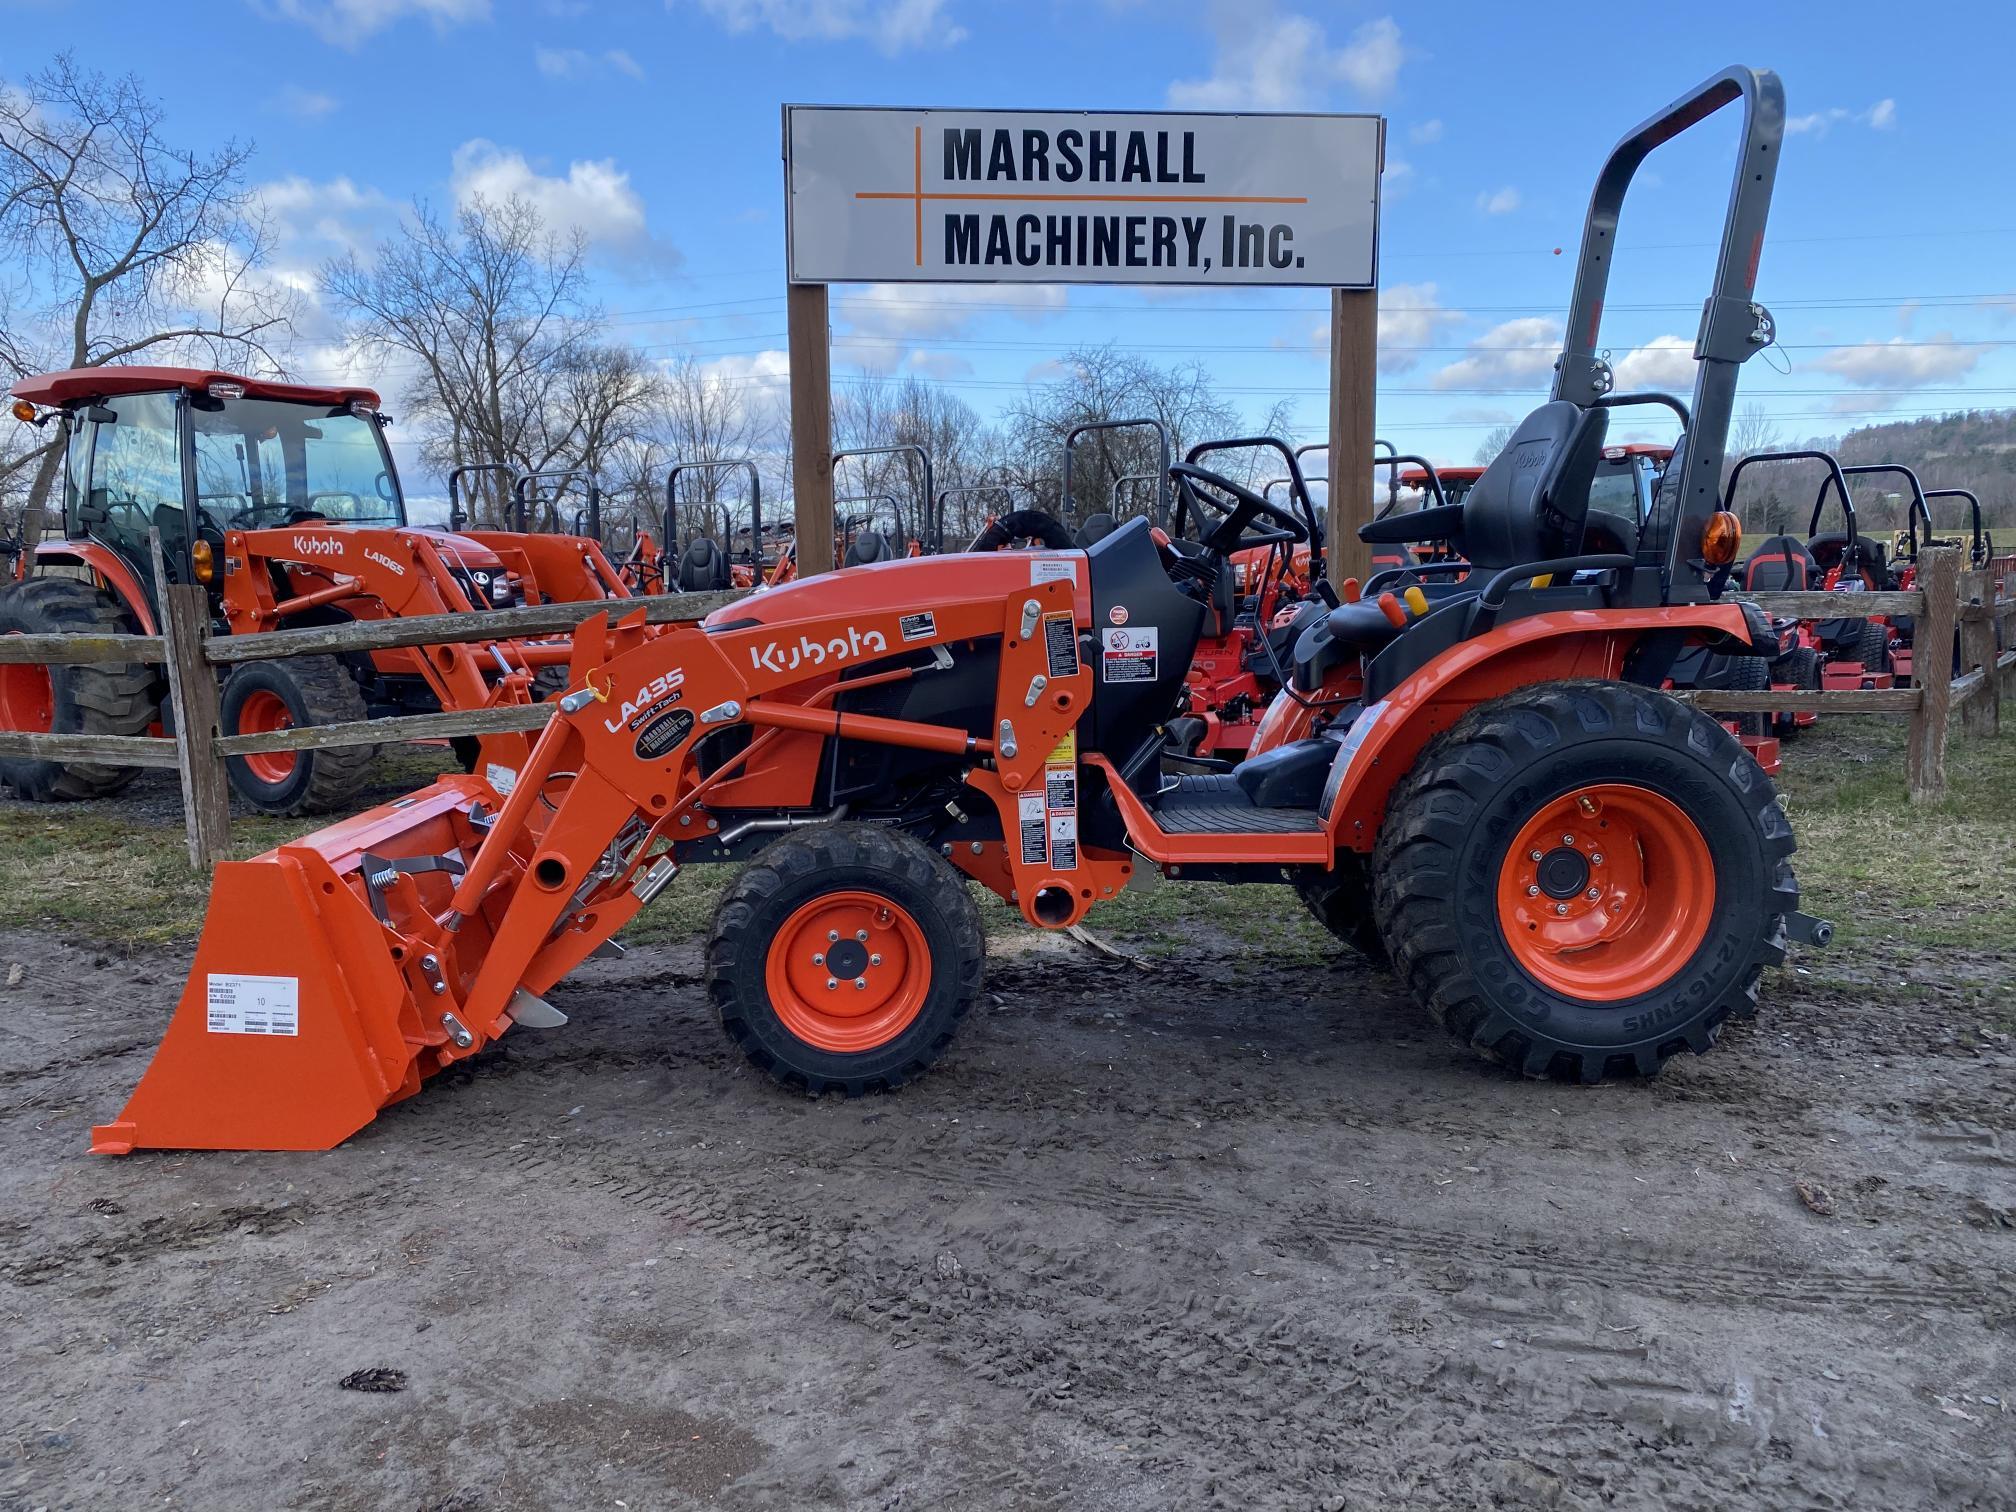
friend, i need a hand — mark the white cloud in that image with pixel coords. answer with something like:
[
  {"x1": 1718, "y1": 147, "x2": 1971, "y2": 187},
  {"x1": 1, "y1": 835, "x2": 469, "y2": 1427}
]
[
  {"x1": 1299, "y1": 281, "x2": 1460, "y2": 373},
  {"x1": 261, "y1": 0, "x2": 490, "y2": 47},
  {"x1": 1786, "y1": 99, "x2": 1897, "y2": 137},
  {"x1": 255, "y1": 175, "x2": 400, "y2": 260},
  {"x1": 1431, "y1": 316, "x2": 1563, "y2": 392},
  {"x1": 1611, "y1": 334, "x2": 1696, "y2": 392},
  {"x1": 1475, "y1": 186, "x2": 1520, "y2": 215},
  {"x1": 267, "y1": 85, "x2": 339, "y2": 119},
  {"x1": 535, "y1": 46, "x2": 646, "y2": 79},
  {"x1": 1809, "y1": 335, "x2": 1979, "y2": 388},
  {"x1": 836, "y1": 282, "x2": 1066, "y2": 372},
  {"x1": 687, "y1": 0, "x2": 967, "y2": 53},
  {"x1": 1168, "y1": 10, "x2": 1402, "y2": 109},
  {"x1": 451, "y1": 139, "x2": 660, "y2": 258},
  {"x1": 1408, "y1": 118, "x2": 1443, "y2": 145}
]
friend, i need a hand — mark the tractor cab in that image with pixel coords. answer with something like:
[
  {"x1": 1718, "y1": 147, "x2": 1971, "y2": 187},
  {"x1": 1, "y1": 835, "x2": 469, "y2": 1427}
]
[{"x1": 10, "y1": 366, "x2": 406, "y2": 619}]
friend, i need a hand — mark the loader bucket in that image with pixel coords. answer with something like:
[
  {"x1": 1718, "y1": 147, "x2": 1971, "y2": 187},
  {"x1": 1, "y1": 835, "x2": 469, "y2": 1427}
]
[{"x1": 91, "y1": 776, "x2": 521, "y2": 1154}]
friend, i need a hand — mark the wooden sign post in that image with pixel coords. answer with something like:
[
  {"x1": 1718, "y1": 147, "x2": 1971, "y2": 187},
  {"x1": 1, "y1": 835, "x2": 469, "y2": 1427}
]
[
  {"x1": 1327, "y1": 287, "x2": 1378, "y2": 593},
  {"x1": 786, "y1": 283, "x2": 836, "y2": 578}
]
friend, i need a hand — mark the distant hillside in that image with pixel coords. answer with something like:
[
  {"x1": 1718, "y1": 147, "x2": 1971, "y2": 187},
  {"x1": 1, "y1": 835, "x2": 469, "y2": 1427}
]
[{"x1": 1729, "y1": 408, "x2": 2016, "y2": 537}]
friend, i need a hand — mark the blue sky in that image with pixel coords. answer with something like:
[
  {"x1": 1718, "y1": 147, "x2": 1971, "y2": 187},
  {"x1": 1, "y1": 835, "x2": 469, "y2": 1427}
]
[{"x1": 8, "y1": 0, "x2": 2015, "y2": 475}]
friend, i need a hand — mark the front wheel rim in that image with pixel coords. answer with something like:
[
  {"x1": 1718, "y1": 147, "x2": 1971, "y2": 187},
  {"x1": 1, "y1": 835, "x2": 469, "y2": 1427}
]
[
  {"x1": 1496, "y1": 783, "x2": 1716, "y2": 1002},
  {"x1": 764, "y1": 890, "x2": 930, "y2": 1053},
  {"x1": 235, "y1": 689, "x2": 298, "y2": 784}
]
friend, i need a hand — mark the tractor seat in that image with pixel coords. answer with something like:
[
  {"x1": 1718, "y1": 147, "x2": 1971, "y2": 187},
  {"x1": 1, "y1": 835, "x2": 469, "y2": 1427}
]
[
  {"x1": 1074, "y1": 511, "x2": 1118, "y2": 547},
  {"x1": 844, "y1": 531, "x2": 896, "y2": 567},
  {"x1": 678, "y1": 536, "x2": 730, "y2": 592},
  {"x1": 1742, "y1": 535, "x2": 1818, "y2": 592}
]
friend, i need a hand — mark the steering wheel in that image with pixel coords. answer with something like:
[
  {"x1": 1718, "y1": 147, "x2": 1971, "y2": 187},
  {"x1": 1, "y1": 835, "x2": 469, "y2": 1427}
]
[{"x1": 1167, "y1": 463, "x2": 1309, "y2": 555}]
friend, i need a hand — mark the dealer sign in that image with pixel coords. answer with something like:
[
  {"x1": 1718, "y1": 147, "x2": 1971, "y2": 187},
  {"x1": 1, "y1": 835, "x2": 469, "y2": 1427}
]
[{"x1": 784, "y1": 107, "x2": 1382, "y2": 288}]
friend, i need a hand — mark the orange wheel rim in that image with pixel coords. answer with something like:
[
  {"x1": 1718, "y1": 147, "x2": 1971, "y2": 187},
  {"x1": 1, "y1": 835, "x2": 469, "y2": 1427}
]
[
  {"x1": 1496, "y1": 783, "x2": 1715, "y2": 1001},
  {"x1": 764, "y1": 890, "x2": 930, "y2": 1053},
  {"x1": 236, "y1": 689, "x2": 297, "y2": 784},
  {"x1": 0, "y1": 636, "x2": 53, "y2": 733}
]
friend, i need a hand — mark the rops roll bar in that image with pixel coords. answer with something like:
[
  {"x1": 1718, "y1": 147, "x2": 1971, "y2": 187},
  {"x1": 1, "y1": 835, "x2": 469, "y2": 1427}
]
[
  {"x1": 1723, "y1": 449, "x2": 1859, "y2": 587},
  {"x1": 511, "y1": 469, "x2": 601, "y2": 538},
  {"x1": 834, "y1": 445, "x2": 934, "y2": 551},
  {"x1": 1923, "y1": 488, "x2": 1988, "y2": 565},
  {"x1": 447, "y1": 463, "x2": 517, "y2": 533},
  {"x1": 1553, "y1": 65, "x2": 1785, "y2": 599},
  {"x1": 1371, "y1": 454, "x2": 1450, "y2": 520},
  {"x1": 1063, "y1": 419, "x2": 1172, "y2": 531},
  {"x1": 1811, "y1": 463, "x2": 1928, "y2": 557},
  {"x1": 666, "y1": 460, "x2": 762, "y2": 567}
]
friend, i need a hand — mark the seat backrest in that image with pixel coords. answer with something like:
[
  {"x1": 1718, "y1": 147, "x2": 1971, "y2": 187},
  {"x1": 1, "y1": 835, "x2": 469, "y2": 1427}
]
[
  {"x1": 1074, "y1": 511, "x2": 1118, "y2": 547},
  {"x1": 1461, "y1": 401, "x2": 1610, "y2": 568},
  {"x1": 679, "y1": 536, "x2": 729, "y2": 592},
  {"x1": 843, "y1": 530, "x2": 894, "y2": 568},
  {"x1": 1743, "y1": 534, "x2": 1816, "y2": 591}
]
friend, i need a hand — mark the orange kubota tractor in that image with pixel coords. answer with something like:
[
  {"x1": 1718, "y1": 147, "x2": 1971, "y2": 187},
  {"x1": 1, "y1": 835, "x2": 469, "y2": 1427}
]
[
  {"x1": 92, "y1": 67, "x2": 1832, "y2": 1156},
  {"x1": 0, "y1": 369, "x2": 634, "y2": 815}
]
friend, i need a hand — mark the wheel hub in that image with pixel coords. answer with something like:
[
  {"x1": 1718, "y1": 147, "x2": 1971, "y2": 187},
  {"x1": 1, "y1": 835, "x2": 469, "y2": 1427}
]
[
  {"x1": 765, "y1": 891, "x2": 930, "y2": 1053},
  {"x1": 1535, "y1": 847, "x2": 1590, "y2": 900}
]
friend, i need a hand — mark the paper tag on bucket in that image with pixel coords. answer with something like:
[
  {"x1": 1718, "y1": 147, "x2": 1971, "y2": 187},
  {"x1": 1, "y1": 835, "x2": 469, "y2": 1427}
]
[{"x1": 207, "y1": 974, "x2": 300, "y2": 1036}]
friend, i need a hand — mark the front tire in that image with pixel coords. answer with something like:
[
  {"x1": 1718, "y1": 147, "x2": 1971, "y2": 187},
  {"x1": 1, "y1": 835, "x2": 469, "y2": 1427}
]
[
  {"x1": 218, "y1": 655, "x2": 376, "y2": 815},
  {"x1": 707, "y1": 825, "x2": 985, "y2": 1095},
  {"x1": 1371, "y1": 680, "x2": 1798, "y2": 1083}
]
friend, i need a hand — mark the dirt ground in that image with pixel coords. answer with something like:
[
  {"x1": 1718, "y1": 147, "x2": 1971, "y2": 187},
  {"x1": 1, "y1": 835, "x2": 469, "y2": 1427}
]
[{"x1": 3, "y1": 722, "x2": 2014, "y2": 1511}]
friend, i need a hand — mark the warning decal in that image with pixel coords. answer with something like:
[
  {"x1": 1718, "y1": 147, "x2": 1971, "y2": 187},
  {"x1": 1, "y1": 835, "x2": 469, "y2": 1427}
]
[
  {"x1": 207, "y1": 974, "x2": 300, "y2": 1036},
  {"x1": 1048, "y1": 814, "x2": 1079, "y2": 870},
  {"x1": 1101, "y1": 625, "x2": 1159, "y2": 682},
  {"x1": 1018, "y1": 791, "x2": 1048, "y2": 865},
  {"x1": 899, "y1": 610, "x2": 938, "y2": 642},
  {"x1": 1047, "y1": 731, "x2": 1076, "y2": 764},
  {"x1": 1044, "y1": 764, "x2": 1077, "y2": 814},
  {"x1": 1041, "y1": 611, "x2": 1079, "y2": 679}
]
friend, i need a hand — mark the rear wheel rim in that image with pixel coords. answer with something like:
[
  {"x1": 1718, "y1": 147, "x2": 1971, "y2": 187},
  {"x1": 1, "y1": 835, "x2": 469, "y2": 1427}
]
[
  {"x1": 236, "y1": 689, "x2": 298, "y2": 784},
  {"x1": 765, "y1": 890, "x2": 930, "y2": 1053},
  {"x1": 1496, "y1": 783, "x2": 1715, "y2": 1002},
  {"x1": 0, "y1": 637, "x2": 53, "y2": 733}
]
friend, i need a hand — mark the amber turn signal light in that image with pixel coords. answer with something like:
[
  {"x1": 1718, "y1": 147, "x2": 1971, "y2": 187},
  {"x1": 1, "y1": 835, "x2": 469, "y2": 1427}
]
[
  {"x1": 1702, "y1": 511, "x2": 1743, "y2": 567},
  {"x1": 9, "y1": 399, "x2": 36, "y2": 423},
  {"x1": 192, "y1": 539, "x2": 215, "y2": 583}
]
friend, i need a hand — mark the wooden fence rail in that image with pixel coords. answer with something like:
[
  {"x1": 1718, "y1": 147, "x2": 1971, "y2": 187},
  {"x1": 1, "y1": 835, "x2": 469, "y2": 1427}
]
[{"x1": 1, "y1": 543, "x2": 2008, "y2": 871}]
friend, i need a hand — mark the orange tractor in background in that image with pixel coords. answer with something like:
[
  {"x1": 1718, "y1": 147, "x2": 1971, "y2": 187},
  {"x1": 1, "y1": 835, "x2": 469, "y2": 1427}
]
[
  {"x1": 90, "y1": 66, "x2": 1832, "y2": 1157},
  {"x1": 1, "y1": 368, "x2": 635, "y2": 814}
]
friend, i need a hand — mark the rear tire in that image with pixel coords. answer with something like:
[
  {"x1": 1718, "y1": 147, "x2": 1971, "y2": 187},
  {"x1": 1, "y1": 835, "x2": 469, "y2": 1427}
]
[
  {"x1": 1853, "y1": 621, "x2": 1891, "y2": 681},
  {"x1": 1371, "y1": 680, "x2": 1798, "y2": 1083},
  {"x1": 0, "y1": 577, "x2": 158, "y2": 801},
  {"x1": 218, "y1": 655, "x2": 375, "y2": 815},
  {"x1": 1722, "y1": 653, "x2": 1771, "y2": 736},
  {"x1": 708, "y1": 824, "x2": 984, "y2": 1095},
  {"x1": 1769, "y1": 646, "x2": 1820, "y2": 739}
]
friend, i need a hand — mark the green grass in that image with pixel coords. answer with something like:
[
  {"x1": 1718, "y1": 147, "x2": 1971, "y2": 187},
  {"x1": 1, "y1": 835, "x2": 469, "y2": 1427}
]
[{"x1": 2, "y1": 718, "x2": 2010, "y2": 992}]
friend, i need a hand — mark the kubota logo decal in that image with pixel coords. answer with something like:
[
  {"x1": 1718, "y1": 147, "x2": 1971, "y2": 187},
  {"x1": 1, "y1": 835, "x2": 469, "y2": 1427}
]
[
  {"x1": 604, "y1": 668, "x2": 687, "y2": 733},
  {"x1": 291, "y1": 535, "x2": 344, "y2": 558},
  {"x1": 748, "y1": 625, "x2": 889, "y2": 675}
]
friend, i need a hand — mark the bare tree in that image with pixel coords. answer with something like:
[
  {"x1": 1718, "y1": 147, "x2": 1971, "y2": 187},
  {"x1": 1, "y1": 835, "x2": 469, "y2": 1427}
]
[
  {"x1": 836, "y1": 374, "x2": 992, "y2": 545},
  {"x1": 324, "y1": 196, "x2": 631, "y2": 526},
  {"x1": 604, "y1": 354, "x2": 777, "y2": 549},
  {"x1": 1473, "y1": 424, "x2": 1516, "y2": 466},
  {"x1": 0, "y1": 53, "x2": 293, "y2": 519}
]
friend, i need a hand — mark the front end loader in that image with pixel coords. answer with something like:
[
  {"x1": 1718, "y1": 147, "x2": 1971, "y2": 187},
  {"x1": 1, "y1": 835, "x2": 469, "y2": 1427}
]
[{"x1": 94, "y1": 65, "x2": 1830, "y2": 1155}]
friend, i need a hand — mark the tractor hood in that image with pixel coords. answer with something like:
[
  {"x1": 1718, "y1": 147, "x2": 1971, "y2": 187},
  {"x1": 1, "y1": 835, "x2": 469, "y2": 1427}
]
[
  {"x1": 402, "y1": 527, "x2": 508, "y2": 570},
  {"x1": 701, "y1": 549, "x2": 1090, "y2": 630}
]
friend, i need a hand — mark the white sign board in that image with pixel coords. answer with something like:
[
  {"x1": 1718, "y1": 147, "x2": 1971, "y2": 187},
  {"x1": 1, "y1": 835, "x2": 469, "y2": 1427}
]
[{"x1": 784, "y1": 107, "x2": 1382, "y2": 288}]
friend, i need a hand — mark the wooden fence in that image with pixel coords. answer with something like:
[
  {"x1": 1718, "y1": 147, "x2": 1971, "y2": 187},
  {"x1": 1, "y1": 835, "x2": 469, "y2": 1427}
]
[{"x1": 0, "y1": 542, "x2": 2009, "y2": 873}]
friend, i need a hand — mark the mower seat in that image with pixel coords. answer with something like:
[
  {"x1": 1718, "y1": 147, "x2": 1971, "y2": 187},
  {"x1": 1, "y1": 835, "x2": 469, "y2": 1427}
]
[
  {"x1": 844, "y1": 531, "x2": 895, "y2": 568},
  {"x1": 678, "y1": 536, "x2": 731, "y2": 592},
  {"x1": 1806, "y1": 532, "x2": 1889, "y2": 586},
  {"x1": 1074, "y1": 511, "x2": 1119, "y2": 547},
  {"x1": 1742, "y1": 535, "x2": 1817, "y2": 592}
]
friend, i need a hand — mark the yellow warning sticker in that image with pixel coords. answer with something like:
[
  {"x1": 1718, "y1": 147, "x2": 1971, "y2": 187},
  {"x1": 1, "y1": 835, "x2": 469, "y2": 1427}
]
[{"x1": 1046, "y1": 731, "x2": 1076, "y2": 764}]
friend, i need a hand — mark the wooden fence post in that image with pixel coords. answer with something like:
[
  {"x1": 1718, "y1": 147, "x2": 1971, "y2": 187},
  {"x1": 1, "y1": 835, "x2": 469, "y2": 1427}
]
[
  {"x1": 1905, "y1": 545, "x2": 1959, "y2": 803},
  {"x1": 150, "y1": 532, "x2": 231, "y2": 871},
  {"x1": 1957, "y1": 565, "x2": 1999, "y2": 739}
]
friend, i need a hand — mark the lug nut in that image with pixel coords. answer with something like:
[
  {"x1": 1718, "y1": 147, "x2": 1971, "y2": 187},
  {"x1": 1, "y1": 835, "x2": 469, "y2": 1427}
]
[
  {"x1": 869, "y1": 953, "x2": 882, "y2": 966},
  {"x1": 1529, "y1": 849, "x2": 1544, "y2": 862},
  {"x1": 1562, "y1": 833, "x2": 1575, "y2": 845},
  {"x1": 1555, "y1": 903, "x2": 1569, "y2": 915},
  {"x1": 828, "y1": 930, "x2": 840, "y2": 942},
  {"x1": 856, "y1": 929, "x2": 869, "y2": 941},
  {"x1": 854, "y1": 977, "x2": 867, "y2": 990},
  {"x1": 1591, "y1": 852, "x2": 1605, "y2": 865},
  {"x1": 1586, "y1": 888, "x2": 1601, "y2": 901},
  {"x1": 1526, "y1": 885, "x2": 1539, "y2": 897},
  {"x1": 825, "y1": 977, "x2": 837, "y2": 990},
  {"x1": 812, "y1": 952, "x2": 825, "y2": 966}
]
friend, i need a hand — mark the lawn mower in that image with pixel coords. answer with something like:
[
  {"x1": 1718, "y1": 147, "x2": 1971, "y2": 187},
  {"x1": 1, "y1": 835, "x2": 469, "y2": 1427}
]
[
  {"x1": 0, "y1": 369, "x2": 634, "y2": 815},
  {"x1": 90, "y1": 66, "x2": 1826, "y2": 1156}
]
